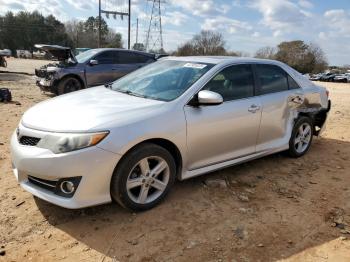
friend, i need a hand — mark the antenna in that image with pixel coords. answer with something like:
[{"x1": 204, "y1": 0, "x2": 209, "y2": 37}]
[{"x1": 145, "y1": 0, "x2": 165, "y2": 52}]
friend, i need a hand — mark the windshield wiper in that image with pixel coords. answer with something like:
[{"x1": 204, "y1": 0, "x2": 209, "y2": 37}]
[
  {"x1": 104, "y1": 83, "x2": 113, "y2": 89},
  {"x1": 114, "y1": 89, "x2": 149, "y2": 99}
]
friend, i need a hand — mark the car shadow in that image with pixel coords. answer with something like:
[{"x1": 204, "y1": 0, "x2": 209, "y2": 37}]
[
  {"x1": 0, "y1": 72, "x2": 28, "y2": 82},
  {"x1": 35, "y1": 137, "x2": 350, "y2": 261}
]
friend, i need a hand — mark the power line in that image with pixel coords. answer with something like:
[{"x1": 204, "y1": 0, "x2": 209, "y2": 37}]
[
  {"x1": 145, "y1": 0, "x2": 165, "y2": 52},
  {"x1": 98, "y1": 0, "x2": 131, "y2": 49}
]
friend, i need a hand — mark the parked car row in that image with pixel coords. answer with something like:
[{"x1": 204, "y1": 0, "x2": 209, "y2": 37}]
[
  {"x1": 34, "y1": 45, "x2": 162, "y2": 95},
  {"x1": 307, "y1": 72, "x2": 350, "y2": 83}
]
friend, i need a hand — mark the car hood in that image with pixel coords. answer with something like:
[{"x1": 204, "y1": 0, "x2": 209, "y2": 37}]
[
  {"x1": 35, "y1": 44, "x2": 77, "y2": 62},
  {"x1": 21, "y1": 87, "x2": 166, "y2": 132}
]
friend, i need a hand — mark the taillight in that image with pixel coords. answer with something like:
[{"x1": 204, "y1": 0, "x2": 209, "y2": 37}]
[{"x1": 326, "y1": 90, "x2": 329, "y2": 98}]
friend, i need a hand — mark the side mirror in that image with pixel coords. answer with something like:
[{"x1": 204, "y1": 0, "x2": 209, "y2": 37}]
[
  {"x1": 189, "y1": 90, "x2": 223, "y2": 106},
  {"x1": 89, "y1": 59, "x2": 98, "y2": 66}
]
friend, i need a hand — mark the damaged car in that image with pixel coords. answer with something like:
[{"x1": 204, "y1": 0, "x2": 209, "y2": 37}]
[
  {"x1": 34, "y1": 44, "x2": 158, "y2": 95},
  {"x1": 11, "y1": 57, "x2": 331, "y2": 211}
]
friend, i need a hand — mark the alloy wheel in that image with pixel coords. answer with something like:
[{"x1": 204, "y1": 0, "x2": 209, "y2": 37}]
[
  {"x1": 126, "y1": 156, "x2": 170, "y2": 204},
  {"x1": 64, "y1": 79, "x2": 80, "y2": 93},
  {"x1": 294, "y1": 123, "x2": 312, "y2": 154}
]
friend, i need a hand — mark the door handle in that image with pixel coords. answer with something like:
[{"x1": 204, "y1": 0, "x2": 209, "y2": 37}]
[{"x1": 248, "y1": 104, "x2": 261, "y2": 113}]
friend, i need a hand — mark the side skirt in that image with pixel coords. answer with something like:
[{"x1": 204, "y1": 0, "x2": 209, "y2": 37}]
[{"x1": 180, "y1": 145, "x2": 289, "y2": 181}]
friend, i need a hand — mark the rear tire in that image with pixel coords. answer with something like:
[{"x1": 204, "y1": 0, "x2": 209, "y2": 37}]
[
  {"x1": 288, "y1": 116, "x2": 314, "y2": 158},
  {"x1": 57, "y1": 77, "x2": 82, "y2": 95},
  {"x1": 110, "y1": 143, "x2": 176, "y2": 211}
]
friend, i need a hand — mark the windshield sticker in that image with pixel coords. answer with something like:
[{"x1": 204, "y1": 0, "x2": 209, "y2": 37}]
[{"x1": 183, "y1": 63, "x2": 207, "y2": 69}]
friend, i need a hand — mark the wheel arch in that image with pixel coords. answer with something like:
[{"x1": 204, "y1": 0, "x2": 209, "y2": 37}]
[
  {"x1": 59, "y1": 74, "x2": 86, "y2": 89},
  {"x1": 114, "y1": 138, "x2": 183, "y2": 180},
  {"x1": 296, "y1": 108, "x2": 328, "y2": 136}
]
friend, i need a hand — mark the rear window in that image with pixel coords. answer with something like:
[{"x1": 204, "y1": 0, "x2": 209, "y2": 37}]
[
  {"x1": 256, "y1": 64, "x2": 289, "y2": 95},
  {"x1": 287, "y1": 75, "x2": 300, "y2": 89}
]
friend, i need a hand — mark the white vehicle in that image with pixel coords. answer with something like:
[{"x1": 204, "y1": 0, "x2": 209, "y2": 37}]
[
  {"x1": 0, "y1": 49, "x2": 11, "y2": 57},
  {"x1": 11, "y1": 57, "x2": 331, "y2": 211},
  {"x1": 16, "y1": 50, "x2": 32, "y2": 59},
  {"x1": 334, "y1": 73, "x2": 350, "y2": 83}
]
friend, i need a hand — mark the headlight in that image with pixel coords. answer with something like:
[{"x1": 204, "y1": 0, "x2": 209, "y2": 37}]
[{"x1": 37, "y1": 131, "x2": 109, "y2": 154}]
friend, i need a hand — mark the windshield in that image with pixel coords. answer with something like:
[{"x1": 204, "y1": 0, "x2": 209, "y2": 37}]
[
  {"x1": 75, "y1": 49, "x2": 99, "y2": 63},
  {"x1": 110, "y1": 60, "x2": 214, "y2": 101}
]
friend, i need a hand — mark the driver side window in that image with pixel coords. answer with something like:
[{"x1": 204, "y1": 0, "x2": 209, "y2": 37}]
[
  {"x1": 94, "y1": 51, "x2": 117, "y2": 64},
  {"x1": 203, "y1": 64, "x2": 254, "y2": 102}
]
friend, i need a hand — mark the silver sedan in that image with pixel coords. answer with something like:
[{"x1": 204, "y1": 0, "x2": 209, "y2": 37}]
[{"x1": 10, "y1": 57, "x2": 331, "y2": 211}]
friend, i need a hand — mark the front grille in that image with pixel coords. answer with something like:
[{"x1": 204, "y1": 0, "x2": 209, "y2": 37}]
[
  {"x1": 28, "y1": 176, "x2": 58, "y2": 192},
  {"x1": 19, "y1": 136, "x2": 41, "y2": 146}
]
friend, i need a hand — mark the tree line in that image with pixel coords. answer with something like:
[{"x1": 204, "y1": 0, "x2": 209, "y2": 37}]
[
  {"x1": 174, "y1": 30, "x2": 328, "y2": 73},
  {"x1": 0, "y1": 11, "x2": 123, "y2": 54}
]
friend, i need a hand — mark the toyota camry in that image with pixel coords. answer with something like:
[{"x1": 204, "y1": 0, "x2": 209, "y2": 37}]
[{"x1": 11, "y1": 57, "x2": 331, "y2": 211}]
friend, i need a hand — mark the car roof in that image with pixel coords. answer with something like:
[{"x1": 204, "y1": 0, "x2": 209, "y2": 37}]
[
  {"x1": 163, "y1": 56, "x2": 281, "y2": 65},
  {"x1": 93, "y1": 48, "x2": 155, "y2": 57},
  {"x1": 162, "y1": 56, "x2": 315, "y2": 88}
]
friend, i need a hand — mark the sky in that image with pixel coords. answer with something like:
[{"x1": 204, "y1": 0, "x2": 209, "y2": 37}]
[{"x1": 0, "y1": 0, "x2": 350, "y2": 65}]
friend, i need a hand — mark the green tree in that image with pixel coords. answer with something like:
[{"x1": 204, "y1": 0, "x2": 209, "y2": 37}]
[
  {"x1": 0, "y1": 11, "x2": 72, "y2": 54},
  {"x1": 65, "y1": 17, "x2": 122, "y2": 48},
  {"x1": 275, "y1": 41, "x2": 328, "y2": 73}
]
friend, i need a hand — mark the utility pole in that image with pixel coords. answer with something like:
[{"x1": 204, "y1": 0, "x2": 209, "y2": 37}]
[
  {"x1": 98, "y1": 0, "x2": 101, "y2": 48},
  {"x1": 128, "y1": 0, "x2": 131, "y2": 49},
  {"x1": 145, "y1": 0, "x2": 165, "y2": 52},
  {"x1": 136, "y1": 18, "x2": 139, "y2": 44},
  {"x1": 98, "y1": 0, "x2": 131, "y2": 49}
]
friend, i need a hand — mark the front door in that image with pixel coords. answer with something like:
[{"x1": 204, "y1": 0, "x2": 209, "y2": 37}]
[
  {"x1": 85, "y1": 51, "x2": 117, "y2": 86},
  {"x1": 184, "y1": 64, "x2": 262, "y2": 170}
]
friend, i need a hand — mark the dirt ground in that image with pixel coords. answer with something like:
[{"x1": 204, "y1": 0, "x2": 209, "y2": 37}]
[
  {"x1": 1, "y1": 60, "x2": 350, "y2": 262},
  {"x1": 0, "y1": 58, "x2": 49, "y2": 75}
]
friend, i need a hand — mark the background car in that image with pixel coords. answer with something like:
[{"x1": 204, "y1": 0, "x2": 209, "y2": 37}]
[
  {"x1": 334, "y1": 73, "x2": 350, "y2": 83},
  {"x1": 16, "y1": 50, "x2": 32, "y2": 59},
  {"x1": 320, "y1": 73, "x2": 336, "y2": 82},
  {"x1": 309, "y1": 73, "x2": 322, "y2": 81},
  {"x1": 34, "y1": 45, "x2": 158, "y2": 95}
]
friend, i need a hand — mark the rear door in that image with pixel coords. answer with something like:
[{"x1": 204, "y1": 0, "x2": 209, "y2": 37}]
[
  {"x1": 85, "y1": 51, "x2": 117, "y2": 86},
  {"x1": 184, "y1": 64, "x2": 262, "y2": 170},
  {"x1": 254, "y1": 64, "x2": 303, "y2": 152}
]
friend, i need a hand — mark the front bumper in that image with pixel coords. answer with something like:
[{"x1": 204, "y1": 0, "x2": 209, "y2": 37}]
[
  {"x1": 36, "y1": 77, "x2": 57, "y2": 93},
  {"x1": 10, "y1": 124, "x2": 121, "y2": 209}
]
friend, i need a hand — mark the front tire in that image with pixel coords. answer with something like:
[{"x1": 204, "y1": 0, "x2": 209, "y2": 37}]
[
  {"x1": 288, "y1": 116, "x2": 314, "y2": 158},
  {"x1": 111, "y1": 143, "x2": 176, "y2": 211},
  {"x1": 57, "y1": 77, "x2": 82, "y2": 95}
]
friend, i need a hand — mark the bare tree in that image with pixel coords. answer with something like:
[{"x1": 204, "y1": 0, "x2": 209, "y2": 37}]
[
  {"x1": 176, "y1": 30, "x2": 226, "y2": 56},
  {"x1": 65, "y1": 20, "x2": 84, "y2": 48},
  {"x1": 193, "y1": 30, "x2": 226, "y2": 55},
  {"x1": 255, "y1": 46, "x2": 276, "y2": 59},
  {"x1": 308, "y1": 43, "x2": 328, "y2": 73},
  {"x1": 232, "y1": 51, "x2": 250, "y2": 57},
  {"x1": 274, "y1": 40, "x2": 328, "y2": 73},
  {"x1": 105, "y1": 29, "x2": 123, "y2": 48}
]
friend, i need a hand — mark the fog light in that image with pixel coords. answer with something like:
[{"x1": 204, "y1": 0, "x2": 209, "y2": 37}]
[{"x1": 60, "y1": 181, "x2": 75, "y2": 194}]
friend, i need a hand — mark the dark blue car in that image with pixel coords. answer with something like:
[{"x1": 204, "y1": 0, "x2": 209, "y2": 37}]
[{"x1": 35, "y1": 45, "x2": 159, "y2": 95}]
